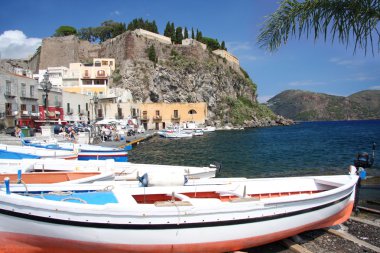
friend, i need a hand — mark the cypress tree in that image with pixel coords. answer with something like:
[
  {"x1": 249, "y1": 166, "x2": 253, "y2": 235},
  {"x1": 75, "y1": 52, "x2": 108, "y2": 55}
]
[
  {"x1": 184, "y1": 27, "x2": 188, "y2": 39},
  {"x1": 170, "y1": 22, "x2": 176, "y2": 43},
  {"x1": 191, "y1": 28, "x2": 194, "y2": 39},
  {"x1": 164, "y1": 22, "x2": 171, "y2": 37},
  {"x1": 221, "y1": 41, "x2": 226, "y2": 50},
  {"x1": 175, "y1": 27, "x2": 183, "y2": 44}
]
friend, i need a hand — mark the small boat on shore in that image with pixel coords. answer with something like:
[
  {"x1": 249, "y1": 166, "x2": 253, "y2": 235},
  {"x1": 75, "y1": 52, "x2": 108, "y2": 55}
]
[
  {"x1": 0, "y1": 159, "x2": 219, "y2": 180},
  {"x1": 22, "y1": 139, "x2": 129, "y2": 162},
  {"x1": 0, "y1": 144, "x2": 78, "y2": 160},
  {"x1": 1, "y1": 171, "x2": 115, "y2": 185},
  {"x1": 0, "y1": 173, "x2": 358, "y2": 252}
]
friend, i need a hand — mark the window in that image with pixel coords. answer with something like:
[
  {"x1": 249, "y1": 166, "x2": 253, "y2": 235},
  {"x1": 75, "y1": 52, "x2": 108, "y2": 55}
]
[
  {"x1": 5, "y1": 81, "x2": 11, "y2": 95},
  {"x1": 31, "y1": 105, "x2": 36, "y2": 112},
  {"x1": 67, "y1": 103, "x2": 71, "y2": 113},
  {"x1": 94, "y1": 61, "x2": 101, "y2": 67},
  {"x1": 30, "y1": 85, "x2": 34, "y2": 97},
  {"x1": 82, "y1": 80, "x2": 92, "y2": 85},
  {"x1": 21, "y1": 83, "x2": 26, "y2": 97},
  {"x1": 21, "y1": 104, "x2": 26, "y2": 111},
  {"x1": 102, "y1": 61, "x2": 108, "y2": 66},
  {"x1": 94, "y1": 79, "x2": 105, "y2": 85},
  {"x1": 174, "y1": 110, "x2": 179, "y2": 118},
  {"x1": 5, "y1": 103, "x2": 12, "y2": 116},
  {"x1": 84, "y1": 70, "x2": 89, "y2": 77},
  {"x1": 110, "y1": 61, "x2": 113, "y2": 66},
  {"x1": 155, "y1": 110, "x2": 160, "y2": 116},
  {"x1": 78, "y1": 105, "x2": 81, "y2": 114},
  {"x1": 97, "y1": 70, "x2": 105, "y2": 77},
  {"x1": 188, "y1": 109, "x2": 197, "y2": 115},
  {"x1": 86, "y1": 103, "x2": 88, "y2": 111}
]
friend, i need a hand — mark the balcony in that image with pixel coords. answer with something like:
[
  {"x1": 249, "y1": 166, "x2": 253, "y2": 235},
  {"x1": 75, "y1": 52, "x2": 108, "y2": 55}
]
[
  {"x1": 171, "y1": 114, "x2": 181, "y2": 120},
  {"x1": 141, "y1": 115, "x2": 149, "y2": 121},
  {"x1": 153, "y1": 115, "x2": 162, "y2": 121},
  {"x1": 4, "y1": 91, "x2": 16, "y2": 98},
  {"x1": 21, "y1": 111, "x2": 30, "y2": 117}
]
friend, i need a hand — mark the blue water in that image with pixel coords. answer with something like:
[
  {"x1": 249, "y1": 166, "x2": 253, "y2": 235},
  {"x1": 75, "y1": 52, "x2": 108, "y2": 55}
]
[{"x1": 129, "y1": 120, "x2": 380, "y2": 178}]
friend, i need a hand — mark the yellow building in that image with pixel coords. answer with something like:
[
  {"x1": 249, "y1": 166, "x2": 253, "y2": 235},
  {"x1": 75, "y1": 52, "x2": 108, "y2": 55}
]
[
  {"x1": 139, "y1": 102, "x2": 207, "y2": 130},
  {"x1": 62, "y1": 58, "x2": 115, "y2": 96}
]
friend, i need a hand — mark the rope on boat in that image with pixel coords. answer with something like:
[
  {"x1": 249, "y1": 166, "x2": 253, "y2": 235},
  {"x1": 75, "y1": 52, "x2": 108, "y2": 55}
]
[
  {"x1": 9, "y1": 179, "x2": 29, "y2": 195},
  {"x1": 98, "y1": 185, "x2": 114, "y2": 192},
  {"x1": 61, "y1": 197, "x2": 87, "y2": 204}
]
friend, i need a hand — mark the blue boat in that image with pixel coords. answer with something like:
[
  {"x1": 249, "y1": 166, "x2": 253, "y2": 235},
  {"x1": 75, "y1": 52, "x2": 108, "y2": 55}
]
[
  {"x1": 22, "y1": 139, "x2": 130, "y2": 162},
  {"x1": 0, "y1": 149, "x2": 40, "y2": 159}
]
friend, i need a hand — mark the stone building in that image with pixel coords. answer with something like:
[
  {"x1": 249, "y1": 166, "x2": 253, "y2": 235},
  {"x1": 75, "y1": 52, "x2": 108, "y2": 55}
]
[
  {"x1": 133, "y1": 29, "x2": 172, "y2": 45},
  {"x1": 0, "y1": 70, "x2": 39, "y2": 129}
]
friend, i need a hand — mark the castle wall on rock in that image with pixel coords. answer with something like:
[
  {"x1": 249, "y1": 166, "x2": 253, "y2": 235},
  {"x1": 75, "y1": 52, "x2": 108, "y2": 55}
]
[{"x1": 38, "y1": 36, "x2": 100, "y2": 70}]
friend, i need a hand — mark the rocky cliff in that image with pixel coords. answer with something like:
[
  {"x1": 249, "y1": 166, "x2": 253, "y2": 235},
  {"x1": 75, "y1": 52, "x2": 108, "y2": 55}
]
[{"x1": 267, "y1": 89, "x2": 380, "y2": 121}]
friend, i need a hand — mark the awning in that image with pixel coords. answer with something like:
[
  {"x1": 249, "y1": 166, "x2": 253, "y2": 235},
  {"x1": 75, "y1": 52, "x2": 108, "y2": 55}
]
[{"x1": 34, "y1": 120, "x2": 67, "y2": 123}]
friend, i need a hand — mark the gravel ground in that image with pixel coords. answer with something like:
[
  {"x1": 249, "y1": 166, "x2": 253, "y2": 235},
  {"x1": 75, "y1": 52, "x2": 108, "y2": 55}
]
[
  {"x1": 345, "y1": 220, "x2": 380, "y2": 248},
  {"x1": 298, "y1": 228, "x2": 377, "y2": 253}
]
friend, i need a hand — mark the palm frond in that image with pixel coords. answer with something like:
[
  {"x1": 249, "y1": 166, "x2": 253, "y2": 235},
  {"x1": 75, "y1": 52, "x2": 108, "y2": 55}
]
[{"x1": 257, "y1": 0, "x2": 380, "y2": 54}]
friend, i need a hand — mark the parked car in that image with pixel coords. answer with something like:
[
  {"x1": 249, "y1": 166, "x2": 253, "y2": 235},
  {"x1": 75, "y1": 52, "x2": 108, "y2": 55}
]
[{"x1": 5, "y1": 127, "x2": 16, "y2": 136}]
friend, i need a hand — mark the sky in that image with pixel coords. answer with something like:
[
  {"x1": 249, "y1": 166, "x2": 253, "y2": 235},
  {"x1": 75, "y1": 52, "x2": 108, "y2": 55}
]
[{"x1": 1, "y1": 0, "x2": 379, "y2": 102}]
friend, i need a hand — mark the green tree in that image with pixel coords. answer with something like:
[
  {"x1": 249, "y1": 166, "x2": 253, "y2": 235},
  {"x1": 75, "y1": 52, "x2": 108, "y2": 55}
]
[
  {"x1": 184, "y1": 27, "x2": 189, "y2": 39},
  {"x1": 93, "y1": 20, "x2": 126, "y2": 42},
  {"x1": 221, "y1": 41, "x2": 226, "y2": 50},
  {"x1": 170, "y1": 23, "x2": 176, "y2": 43},
  {"x1": 127, "y1": 18, "x2": 158, "y2": 33},
  {"x1": 191, "y1": 28, "x2": 195, "y2": 39},
  {"x1": 147, "y1": 45, "x2": 158, "y2": 65},
  {"x1": 175, "y1": 27, "x2": 183, "y2": 44},
  {"x1": 196, "y1": 29, "x2": 203, "y2": 41},
  {"x1": 201, "y1": 37, "x2": 220, "y2": 51},
  {"x1": 257, "y1": 0, "x2": 380, "y2": 54},
  {"x1": 54, "y1": 26, "x2": 77, "y2": 37}
]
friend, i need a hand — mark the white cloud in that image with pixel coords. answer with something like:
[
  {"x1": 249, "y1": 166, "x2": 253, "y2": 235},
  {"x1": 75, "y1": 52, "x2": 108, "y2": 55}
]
[
  {"x1": 369, "y1": 85, "x2": 380, "y2": 90},
  {"x1": 288, "y1": 80, "x2": 326, "y2": 87},
  {"x1": 329, "y1": 57, "x2": 363, "y2": 66},
  {"x1": 110, "y1": 10, "x2": 121, "y2": 16},
  {"x1": 257, "y1": 95, "x2": 273, "y2": 103},
  {"x1": 0, "y1": 30, "x2": 41, "y2": 59},
  {"x1": 226, "y1": 41, "x2": 252, "y2": 53}
]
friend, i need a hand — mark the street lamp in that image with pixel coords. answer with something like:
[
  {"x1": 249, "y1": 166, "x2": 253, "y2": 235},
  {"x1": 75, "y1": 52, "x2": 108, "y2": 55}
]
[
  {"x1": 93, "y1": 92, "x2": 99, "y2": 122},
  {"x1": 40, "y1": 71, "x2": 52, "y2": 124}
]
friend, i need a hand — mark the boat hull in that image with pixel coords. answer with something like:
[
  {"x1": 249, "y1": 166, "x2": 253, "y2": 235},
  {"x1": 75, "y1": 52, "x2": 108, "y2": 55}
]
[
  {"x1": 0, "y1": 201, "x2": 353, "y2": 253},
  {"x1": 0, "y1": 180, "x2": 356, "y2": 253}
]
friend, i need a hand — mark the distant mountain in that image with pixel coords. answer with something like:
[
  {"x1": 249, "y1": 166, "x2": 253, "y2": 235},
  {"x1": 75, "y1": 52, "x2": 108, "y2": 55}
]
[{"x1": 267, "y1": 90, "x2": 380, "y2": 121}]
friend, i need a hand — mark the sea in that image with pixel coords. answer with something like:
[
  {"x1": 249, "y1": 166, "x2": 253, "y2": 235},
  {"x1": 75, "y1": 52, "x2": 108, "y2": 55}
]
[
  {"x1": 129, "y1": 120, "x2": 380, "y2": 204},
  {"x1": 129, "y1": 120, "x2": 380, "y2": 178}
]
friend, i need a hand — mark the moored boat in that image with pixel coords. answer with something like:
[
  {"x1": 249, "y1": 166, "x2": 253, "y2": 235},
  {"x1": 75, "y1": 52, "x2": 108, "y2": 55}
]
[
  {"x1": 0, "y1": 173, "x2": 359, "y2": 253},
  {"x1": 1, "y1": 171, "x2": 115, "y2": 185},
  {"x1": 22, "y1": 139, "x2": 129, "y2": 162},
  {"x1": 0, "y1": 144, "x2": 78, "y2": 160},
  {"x1": 0, "y1": 158, "x2": 218, "y2": 180}
]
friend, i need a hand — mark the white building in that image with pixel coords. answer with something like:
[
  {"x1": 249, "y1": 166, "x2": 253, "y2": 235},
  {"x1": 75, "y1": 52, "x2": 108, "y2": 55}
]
[
  {"x1": 182, "y1": 38, "x2": 207, "y2": 50},
  {"x1": 62, "y1": 91, "x2": 91, "y2": 123}
]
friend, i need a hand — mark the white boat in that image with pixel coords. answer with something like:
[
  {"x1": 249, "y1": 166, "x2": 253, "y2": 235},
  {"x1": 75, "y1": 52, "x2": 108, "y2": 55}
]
[
  {"x1": 22, "y1": 139, "x2": 129, "y2": 162},
  {"x1": 0, "y1": 171, "x2": 115, "y2": 185},
  {"x1": 162, "y1": 129, "x2": 193, "y2": 138},
  {"x1": 0, "y1": 173, "x2": 358, "y2": 252},
  {"x1": 0, "y1": 159, "x2": 218, "y2": 180},
  {"x1": 0, "y1": 144, "x2": 78, "y2": 160}
]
